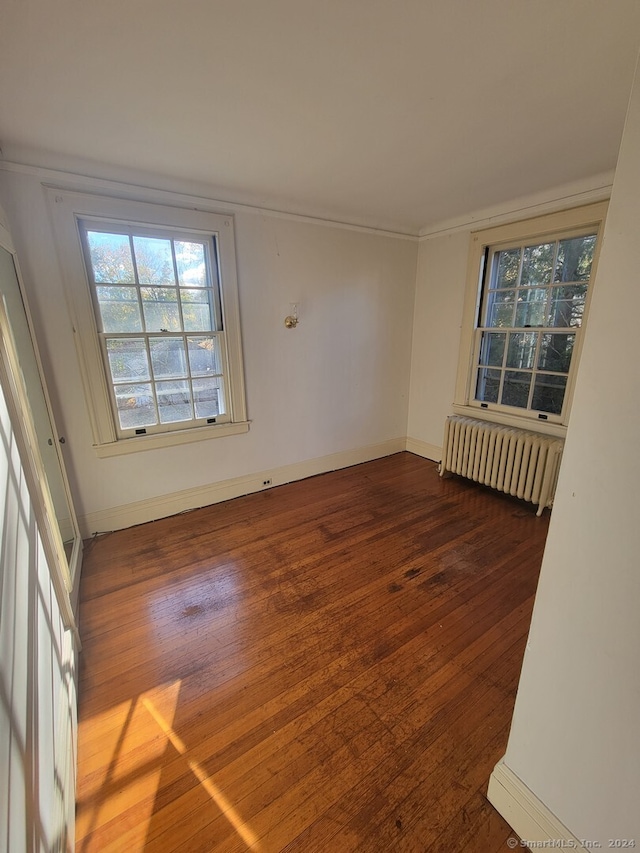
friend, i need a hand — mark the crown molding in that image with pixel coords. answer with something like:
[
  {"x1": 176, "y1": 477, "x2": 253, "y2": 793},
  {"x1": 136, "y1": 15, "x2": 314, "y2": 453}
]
[
  {"x1": 418, "y1": 172, "x2": 614, "y2": 241},
  {"x1": 0, "y1": 159, "x2": 419, "y2": 241}
]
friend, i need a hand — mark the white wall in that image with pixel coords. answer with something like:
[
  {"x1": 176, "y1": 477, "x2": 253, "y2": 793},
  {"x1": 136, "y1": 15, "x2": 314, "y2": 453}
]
[
  {"x1": 0, "y1": 378, "x2": 78, "y2": 852},
  {"x1": 406, "y1": 230, "x2": 470, "y2": 458},
  {"x1": 0, "y1": 171, "x2": 417, "y2": 534},
  {"x1": 491, "y1": 61, "x2": 640, "y2": 843}
]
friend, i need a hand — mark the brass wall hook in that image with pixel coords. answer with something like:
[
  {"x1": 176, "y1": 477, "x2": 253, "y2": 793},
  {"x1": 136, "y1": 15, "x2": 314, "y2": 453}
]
[{"x1": 284, "y1": 302, "x2": 299, "y2": 328}]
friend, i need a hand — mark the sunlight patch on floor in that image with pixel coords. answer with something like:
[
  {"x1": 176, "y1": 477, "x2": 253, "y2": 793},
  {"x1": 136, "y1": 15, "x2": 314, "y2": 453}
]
[
  {"x1": 142, "y1": 694, "x2": 260, "y2": 850},
  {"x1": 76, "y1": 681, "x2": 182, "y2": 851}
]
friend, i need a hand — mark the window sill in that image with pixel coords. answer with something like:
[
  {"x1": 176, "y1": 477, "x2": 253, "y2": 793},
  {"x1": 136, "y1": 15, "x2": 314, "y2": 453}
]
[
  {"x1": 451, "y1": 404, "x2": 567, "y2": 438},
  {"x1": 93, "y1": 420, "x2": 250, "y2": 457}
]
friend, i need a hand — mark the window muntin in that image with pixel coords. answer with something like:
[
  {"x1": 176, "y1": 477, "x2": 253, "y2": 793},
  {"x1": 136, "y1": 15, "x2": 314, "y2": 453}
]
[
  {"x1": 80, "y1": 221, "x2": 230, "y2": 437},
  {"x1": 473, "y1": 230, "x2": 597, "y2": 421}
]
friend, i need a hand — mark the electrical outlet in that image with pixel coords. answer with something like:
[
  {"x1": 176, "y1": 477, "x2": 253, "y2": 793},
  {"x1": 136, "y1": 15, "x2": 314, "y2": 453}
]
[{"x1": 262, "y1": 478, "x2": 272, "y2": 486}]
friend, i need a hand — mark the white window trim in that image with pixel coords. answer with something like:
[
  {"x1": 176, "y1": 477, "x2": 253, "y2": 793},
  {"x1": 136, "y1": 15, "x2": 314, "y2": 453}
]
[
  {"x1": 452, "y1": 201, "x2": 608, "y2": 438},
  {"x1": 0, "y1": 292, "x2": 79, "y2": 642},
  {"x1": 46, "y1": 189, "x2": 249, "y2": 456}
]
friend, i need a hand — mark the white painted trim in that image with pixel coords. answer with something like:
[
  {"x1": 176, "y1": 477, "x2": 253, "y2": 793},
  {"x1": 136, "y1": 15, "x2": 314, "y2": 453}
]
[
  {"x1": 0, "y1": 221, "x2": 16, "y2": 254},
  {"x1": 45, "y1": 189, "x2": 250, "y2": 449},
  {"x1": 0, "y1": 200, "x2": 11, "y2": 238},
  {"x1": 487, "y1": 759, "x2": 582, "y2": 847},
  {"x1": 452, "y1": 201, "x2": 608, "y2": 430},
  {"x1": 451, "y1": 405, "x2": 567, "y2": 439},
  {"x1": 0, "y1": 296, "x2": 79, "y2": 643},
  {"x1": 93, "y1": 420, "x2": 250, "y2": 457},
  {"x1": 418, "y1": 172, "x2": 613, "y2": 241},
  {"x1": 0, "y1": 160, "x2": 418, "y2": 241},
  {"x1": 405, "y1": 437, "x2": 441, "y2": 462},
  {"x1": 0, "y1": 160, "x2": 613, "y2": 241},
  {"x1": 79, "y1": 437, "x2": 406, "y2": 537}
]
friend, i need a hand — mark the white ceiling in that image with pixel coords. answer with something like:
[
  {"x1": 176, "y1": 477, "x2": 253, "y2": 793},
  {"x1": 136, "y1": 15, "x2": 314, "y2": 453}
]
[{"x1": 1, "y1": 0, "x2": 639, "y2": 234}]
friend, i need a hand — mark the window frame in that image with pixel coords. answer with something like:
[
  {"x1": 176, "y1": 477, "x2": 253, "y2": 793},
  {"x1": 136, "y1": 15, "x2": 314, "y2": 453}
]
[
  {"x1": 0, "y1": 291, "x2": 79, "y2": 641},
  {"x1": 453, "y1": 201, "x2": 608, "y2": 436},
  {"x1": 46, "y1": 189, "x2": 249, "y2": 456},
  {"x1": 78, "y1": 218, "x2": 232, "y2": 439}
]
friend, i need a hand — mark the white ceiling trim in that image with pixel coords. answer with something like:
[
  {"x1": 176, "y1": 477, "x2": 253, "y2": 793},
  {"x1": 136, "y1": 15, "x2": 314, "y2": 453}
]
[
  {"x1": 418, "y1": 171, "x2": 614, "y2": 242},
  {"x1": 1, "y1": 159, "x2": 614, "y2": 245},
  {"x1": 0, "y1": 160, "x2": 419, "y2": 242}
]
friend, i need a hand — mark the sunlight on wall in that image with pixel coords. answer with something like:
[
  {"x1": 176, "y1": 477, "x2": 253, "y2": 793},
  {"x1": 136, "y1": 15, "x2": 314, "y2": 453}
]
[{"x1": 0, "y1": 382, "x2": 77, "y2": 852}]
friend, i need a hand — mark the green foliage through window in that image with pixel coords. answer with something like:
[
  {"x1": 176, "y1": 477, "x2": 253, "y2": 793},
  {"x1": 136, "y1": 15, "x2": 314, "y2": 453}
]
[
  {"x1": 475, "y1": 231, "x2": 596, "y2": 417},
  {"x1": 83, "y1": 225, "x2": 226, "y2": 433}
]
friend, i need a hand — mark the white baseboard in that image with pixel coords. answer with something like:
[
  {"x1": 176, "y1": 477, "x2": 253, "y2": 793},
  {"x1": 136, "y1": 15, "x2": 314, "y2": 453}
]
[
  {"x1": 79, "y1": 437, "x2": 406, "y2": 537},
  {"x1": 405, "y1": 436, "x2": 441, "y2": 462},
  {"x1": 487, "y1": 759, "x2": 581, "y2": 847}
]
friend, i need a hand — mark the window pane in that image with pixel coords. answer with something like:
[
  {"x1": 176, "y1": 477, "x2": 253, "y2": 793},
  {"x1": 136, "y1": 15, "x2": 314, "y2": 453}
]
[
  {"x1": 96, "y1": 286, "x2": 142, "y2": 332},
  {"x1": 548, "y1": 285, "x2": 586, "y2": 328},
  {"x1": 486, "y1": 291, "x2": 516, "y2": 327},
  {"x1": 521, "y1": 243, "x2": 554, "y2": 286},
  {"x1": 532, "y1": 374, "x2": 567, "y2": 415},
  {"x1": 187, "y1": 336, "x2": 222, "y2": 376},
  {"x1": 555, "y1": 234, "x2": 596, "y2": 282},
  {"x1": 506, "y1": 332, "x2": 537, "y2": 369},
  {"x1": 141, "y1": 287, "x2": 181, "y2": 332},
  {"x1": 79, "y1": 213, "x2": 238, "y2": 440},
  {"x1": 493, "y1": 249, "x2": 521, "y2": 289},
  {"x1": 478, "y1": 332, "x2": 505, "y2": 367},
  {"x1": 538, "y1": 333, "x2": 575, "y2": 373},
  {"x1": 193, "y1": 377, "x2": 224, "y2": 418},
  {"x1": 474, "y1": 222, "x2": 599, "y2": 422},
  {"x1": 475, "y1": 367, "x2": 501, "y2": 403},
  {"x1": 149, "y1": 338, "x2": 188, "y2": 379},
  {"x1": 180, "y1": 289, "x2": 213, "y2": 331},
  {"x1": 86, "y1": 232, "x2": 134, "y2": 283},
  {"x1": 515, "y1": 288, "x2": 547, "y2": 327},
  {"x1": 175, "y1": 241, "x2": 207, "y2": 287},
  {"x1": 106, "y1": 339, "x2": 150, "y2": 382},
  {"x1": 156, "y1": 380, "x2": 192, "y2": 423},
  {"x1": 501, "y1": 371, "x2": 531, "y2": 408},
  {"x1": 114, "y1": 383, "x2": 157, "y2": 429},
  {"x1": 133, "y1": 236, "x2": 175, "y2": 285}
]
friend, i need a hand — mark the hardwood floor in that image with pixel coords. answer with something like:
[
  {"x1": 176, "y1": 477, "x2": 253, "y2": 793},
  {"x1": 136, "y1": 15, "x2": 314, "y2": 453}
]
[{"x1": 75, "y1": 452, "x2": 548, "y2": 852}]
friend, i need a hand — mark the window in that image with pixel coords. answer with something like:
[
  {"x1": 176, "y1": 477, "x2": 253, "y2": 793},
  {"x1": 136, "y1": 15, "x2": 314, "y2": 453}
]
[
  {"x1": 80, "y1": 223, "x2": 228, "y2": 437},
  {"x1": 475, "y1": 230, "x2": 596, "y2": 419},
  {"x1": 454, "y1": 202, "x2": 607, "y2": 432},
  {"x1": 47, "y1": 190, "x2": 248, "y2": 455}
]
